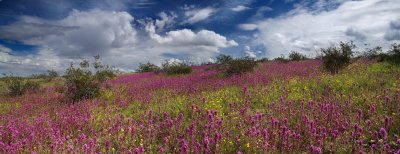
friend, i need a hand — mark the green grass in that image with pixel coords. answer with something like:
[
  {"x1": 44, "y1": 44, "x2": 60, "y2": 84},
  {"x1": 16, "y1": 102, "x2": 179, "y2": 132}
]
[{"x1": 116, "y1": 61, "x2": 400, "y2": 122}]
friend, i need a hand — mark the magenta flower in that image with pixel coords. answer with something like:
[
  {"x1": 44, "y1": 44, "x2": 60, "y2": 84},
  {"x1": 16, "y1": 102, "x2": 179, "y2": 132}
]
[{"x1": 379, "y1": 128, "x2": 387, "y2": 140}]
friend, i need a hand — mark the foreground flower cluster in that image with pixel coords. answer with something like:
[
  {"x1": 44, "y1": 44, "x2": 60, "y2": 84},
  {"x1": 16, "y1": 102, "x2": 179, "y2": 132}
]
[{"x1": 1, "y1": 60, "x2": 399, "y2": 153}]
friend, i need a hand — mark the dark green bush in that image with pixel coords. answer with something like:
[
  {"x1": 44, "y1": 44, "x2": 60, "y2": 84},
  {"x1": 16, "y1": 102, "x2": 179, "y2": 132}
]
[
  {"x1": 63, "y1": 55, "x2": 115, "y2": 102},
  {"x1": 274, "y1": 55, "x2": 289, "y2": 63},
  {"x1": 161, "y1": 61, "x2": 192, "y2": 75},
  {"x1": 225, "y1": 57, "x2": 257, "y2": 76},
  {"x1": 3, "y1": 75, "x2": 40, "y2": 96},
  {"x1": 256, "y1": 57, "x2": 269, "y2": 63},
  {"x1": 216, "y1": 54, "x2": 234, "y2": 64},
  {"x1": 386, "y1": 43, "x2": 400, "y2": 64},
  {"x1": 136, "y1": 62, "x2": 160, "y2": 73},
  {"x1": 47, "y1": 69, "x2": 58, "y2": 79},
  {"x1": 320, "y1": 41, "x2": 355, "y2": 74},
  {"x1": 29, "y1": 69, "x2": 58, "y2": 81},
  {"x1": 288, "y1": 51, "x2": 307, "y2": 61},
  {"x1": 215, "y1": 54, "x2": 258, "y2": 76}
]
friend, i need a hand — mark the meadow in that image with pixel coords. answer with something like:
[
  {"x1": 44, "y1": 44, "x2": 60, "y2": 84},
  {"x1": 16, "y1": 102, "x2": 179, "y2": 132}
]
[{"x1": 1, "y1": 59, "x2": 399, "y2": 153}]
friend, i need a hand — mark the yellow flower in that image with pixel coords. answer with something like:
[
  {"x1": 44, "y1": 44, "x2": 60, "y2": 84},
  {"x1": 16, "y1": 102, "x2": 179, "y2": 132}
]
[{"x1": 246, "y1": 143, "x2": 250, "y2": 148}]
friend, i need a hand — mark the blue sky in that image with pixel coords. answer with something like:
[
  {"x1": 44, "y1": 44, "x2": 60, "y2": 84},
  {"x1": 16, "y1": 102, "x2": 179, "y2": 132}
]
[{"x1": 0, "y1": 0, "x2": 399, "y2": 75}]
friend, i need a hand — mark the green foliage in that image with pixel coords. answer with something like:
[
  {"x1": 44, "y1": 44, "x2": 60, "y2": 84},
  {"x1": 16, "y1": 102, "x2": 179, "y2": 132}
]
[
  {"x1": 29, "y1": 69, "x2": 58, "y2": 81},
  {"x1": 288, "y1": 51, "x2": 307, "y2": 61},
  {"x1": 161, "y1": 61, "x2": 192, "y2": 75},
  {"x1": 320, "y1": 41, "x2": 355, "y2": 74},
  {"x1": 3, "y1": 75, "x2": 40, "y2": 96},
  {"x1": 360, "y1": 46, "x2": 383, "y2": 60},
  {"x1": 216, "y1": 54, "x2": 258, "y2": 76},
  {"x1": 47, "y1": 69, "x2": 58, "y2": 79},
  {"x1": 386, "y1": 43, "x2": 400, "y2": 64},
  {"x1": 63, "y1": 55, "x2": 115, "y2": 102},
  {"x1": 136, "y1": 62, "x2": 160, "y2": 73},
  {"x1": 273, "y1": 55, "x2": 289, "y2": 63},
  {"x1": 256, "y1": 57, "x2": 269, "y2": 63},
  {"x1": 216, "y1": 54, "x2": 234, "y2": 64}
]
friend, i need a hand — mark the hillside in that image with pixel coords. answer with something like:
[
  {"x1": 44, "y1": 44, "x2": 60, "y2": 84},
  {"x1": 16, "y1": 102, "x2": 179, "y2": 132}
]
[{"x1": 1, "y1": 59, "x2": 399, "y2": 153}]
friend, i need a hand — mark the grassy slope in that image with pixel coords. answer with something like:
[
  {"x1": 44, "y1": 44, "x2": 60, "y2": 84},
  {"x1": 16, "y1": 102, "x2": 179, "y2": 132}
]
[{"x1": 1, "y1": 60, "x2": 399, "y2": 153}]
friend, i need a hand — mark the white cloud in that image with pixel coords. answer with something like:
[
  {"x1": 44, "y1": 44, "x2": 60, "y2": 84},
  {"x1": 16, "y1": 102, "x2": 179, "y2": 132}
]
[
  {"x1": 142, "y1": 19, "x2": 238, "y2": 64},
  {"x1": 253, "y1": 6, "x2": 273, "y2": 19},
  {"x1": 183, "y1": 7, "x2": 217, "y2": 24},
  {"x1": 154, "y1": 12, "x2": 177, "y2": 32},
  {"x1": 146, "y1": 27, "x2": 238, "y2": 48},
  {"x1": 1, "y1": 9, "x2": 137, "y2": 58},
  {"x1": 0, "y1": 44, "x2": 11, "y2": 54},
  {"x1": 231, "y1": 5, "x2": 250, "y2": 12},
  {"x1": 253, "y1": 0, "x2": 400, "y2": 58},
  {"x1": 0, "y1": 9, "x2": 137, "y2": 74},
  {"x1": 0, "y1": 45, "x2": 11, "y2": 64},
  {"x1": 238, "y1": 24, "x2": 258, "y2": 31},
  {"x1": 0, "y1": 9, "x2": 238, "y2": 75},
  {"x1": 244, "y1": 45, "x2": 256, "y2": 58}
]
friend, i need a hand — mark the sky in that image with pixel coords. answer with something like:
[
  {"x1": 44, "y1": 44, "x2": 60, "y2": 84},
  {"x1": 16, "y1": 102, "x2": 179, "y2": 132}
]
[{"x1": 0, "y1": 0, "x2": 399, "y2": 75}]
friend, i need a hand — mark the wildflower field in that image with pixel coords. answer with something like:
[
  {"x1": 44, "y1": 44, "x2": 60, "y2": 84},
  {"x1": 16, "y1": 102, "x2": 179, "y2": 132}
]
[{"x1": 1, "y1": 59, "x2": 399, "y2": 153}]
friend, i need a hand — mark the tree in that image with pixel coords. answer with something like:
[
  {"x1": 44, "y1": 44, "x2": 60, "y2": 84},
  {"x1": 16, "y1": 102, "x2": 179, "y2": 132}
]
[
  {"x1": 136, "y1": 62, "x2": 160, "y2": 73},
  {"x1": 161, "y1": 61, "x2": 192, "y2": 75},
  {"x1": 321, "y1": 41, "x2": 355, "y2": 74},
  {"x1": 63, "y1": 55, "x2": 115, "y2": 102},
  {"x1": 47, "y1": 69, "x2": 58, "y2": 79},
  {"x1": 288, "y1": 51, "x2": 307, "y2": 61},
  {"x1": 215, "y1": 54, "x2": 258, "y2": 76}
]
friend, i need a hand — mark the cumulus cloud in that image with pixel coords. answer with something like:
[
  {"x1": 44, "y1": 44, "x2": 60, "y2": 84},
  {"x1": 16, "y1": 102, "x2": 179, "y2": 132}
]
[
  {"x1": 238, "y1": 24, "x2": 258, "y2": 31},
  {"x1": 138, "y1": 11, "x2": 177, "y2": 32},
  {"x1": 0, "y1": 45, "x2": 64, "y2": 75},
  {"x1": 243, "y1": 45, "x2": 257, "y2": 58},
  {"x1": 254, "y1": 0, "x2": 400, "y2": 58},
  {"x1": 0, "y1": 9, "x2": 137, "y2": 74},
  {"x1": 0, "y1": 9, "x2": 137, "y2": 58},
  {"x1": 0, "y1": 44, "x2": 11, "y2": 54},
  {"x1": 231, "y1": 5, "x2": 250, "y2": 12},
  {"x1": 183, "y1": 7, "x2": 217, "y2": 24},
  {"x1": 144, "y1": 21, "x2": 238, "y2": 60},
  {"x1": 0, "y1": 9, "x2": 238, "y2": 75},
  {"x1": 146, "y1": 26, "x2": 238, "y2": 48},
  {"x1": 154, "y1": 12, "x2": 177, "y2": 32}
]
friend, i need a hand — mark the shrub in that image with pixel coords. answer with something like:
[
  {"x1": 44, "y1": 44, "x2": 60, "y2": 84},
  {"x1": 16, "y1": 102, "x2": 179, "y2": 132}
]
[
  {"x1": 136, "y1": 62, "x2": 160, "y2": 73},
  {"x1": 29, "y1": 69, "x2": 58, "y2": 81},
  {"x1": 256, "y1": 57, "x2": 269, "y2": 63},
  {"x1": 386, "y1": 43, "x2": 400, "y2": 64},
  {"x1": 47, "y1": 69, "x2": 58, "y2": 79},
  {"x1": 274, "y1": 55, "x2": 289, "y2": 63},
  {"x1": 63, "y1": 55, "x2": 115, "y2": 102},
  {"x1": 3, "y1": 75, "x2": 40, "y2": 96},
  {"x1": 288, "y1": 51, "x2": 307, "y2": 61},
  {"x1": 161, "y1": 61, "x2": 192, "y2": 75},
  {"x1": 215, "y1": 54, "x2": 258, "y2": 76},
  {"x1": 359, "y1": 46, "x2": 383, "y2": 60},
  {"x1": 216, "y1": 54, "x2": 234, "y2": 64},
  {"x1": 225, "y1": 57, "x2": 257, "y2": 76},
  {"x1": 320, "y1": 41, "x2": 355, "y2": 74}
]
